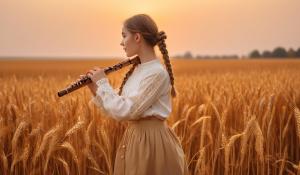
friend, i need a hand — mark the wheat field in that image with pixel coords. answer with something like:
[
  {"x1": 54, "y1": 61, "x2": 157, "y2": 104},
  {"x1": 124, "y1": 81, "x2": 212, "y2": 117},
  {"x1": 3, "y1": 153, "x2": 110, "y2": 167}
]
[{"x1": 0, "y1": 58, "x2": 300, "y2": 175}]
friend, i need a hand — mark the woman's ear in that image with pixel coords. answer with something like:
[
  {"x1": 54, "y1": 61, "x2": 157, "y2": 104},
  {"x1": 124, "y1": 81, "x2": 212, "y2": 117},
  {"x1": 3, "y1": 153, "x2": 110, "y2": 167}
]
[{"x1": 134, "y1": 33, "x2": 141, "y2": 43}]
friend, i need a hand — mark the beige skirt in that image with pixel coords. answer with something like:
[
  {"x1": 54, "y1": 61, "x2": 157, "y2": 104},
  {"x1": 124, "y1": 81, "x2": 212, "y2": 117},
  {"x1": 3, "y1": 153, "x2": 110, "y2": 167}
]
[{"x1": 113, "y1": 116, "x2": 189, "y2": 175}]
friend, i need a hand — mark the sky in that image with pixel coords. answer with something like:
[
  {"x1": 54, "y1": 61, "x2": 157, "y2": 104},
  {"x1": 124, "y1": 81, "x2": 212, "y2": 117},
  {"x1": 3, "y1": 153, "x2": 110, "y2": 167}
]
[{"x1": 0, "y1": 0, "x2": 299, "y2": 58}]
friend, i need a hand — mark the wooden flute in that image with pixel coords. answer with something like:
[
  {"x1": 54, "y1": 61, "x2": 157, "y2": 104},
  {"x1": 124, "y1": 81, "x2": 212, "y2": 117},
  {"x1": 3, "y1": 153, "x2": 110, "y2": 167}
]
[{"x1": 57, "y1": 56, "x2": 140, "y2": 97}]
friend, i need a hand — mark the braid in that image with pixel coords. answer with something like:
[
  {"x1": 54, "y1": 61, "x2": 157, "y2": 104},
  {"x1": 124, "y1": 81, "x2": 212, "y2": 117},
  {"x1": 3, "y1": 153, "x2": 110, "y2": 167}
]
[
  {"x1": 118, "y1": 58, "x2": 140, "y2": 95},
  {"x1": 156, "y1": 31, "x2": 177, "y2": 98}
]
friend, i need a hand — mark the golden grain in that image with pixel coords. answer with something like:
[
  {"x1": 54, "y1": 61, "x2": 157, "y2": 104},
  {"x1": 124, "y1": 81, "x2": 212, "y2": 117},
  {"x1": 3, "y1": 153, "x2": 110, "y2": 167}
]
[{"x1": 0, "y1": 59, "x2": 299, "y2": 175}]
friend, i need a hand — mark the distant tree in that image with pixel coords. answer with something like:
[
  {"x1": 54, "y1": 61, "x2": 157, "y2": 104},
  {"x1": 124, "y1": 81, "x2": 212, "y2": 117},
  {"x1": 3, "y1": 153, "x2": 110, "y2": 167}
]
[
  {"x1": 262, "y1": 50, "x2": 272, "y2": 58},
  {"x1": 213, "y1": 55, "x2": 220, "y2": 59},
  {"x1": 272, "y1": 47, "x2": 287, "y2": 58},
  {"x1": 249, "y1": 49, "x2": 261, "y2": 58},
  {"x1": 219, "y1": 55, "x2": 237, "y2": 59},
  {"x1": 231, "y1": 55, "x2": 239, "y2": 59},
  {"x1": 295, "y1": 48, "x2": 300, "y2": 58},
  {"x1": 287, "y1": 48, "x2": 296, "y2": 57},
  {"x1": 183, "y1": 51, "x2": 193, "y2": 58},
  {"x1": 204, "y1": 55, "x2": 211, "y2": 59},
  {"x1": 196, "y1": 55, "x2": 204, "y2": 59}
]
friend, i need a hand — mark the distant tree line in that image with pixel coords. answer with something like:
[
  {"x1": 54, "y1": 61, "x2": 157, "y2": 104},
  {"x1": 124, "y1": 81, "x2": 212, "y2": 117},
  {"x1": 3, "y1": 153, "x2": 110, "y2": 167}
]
[
  {"x1": 173, "y1": 51, "x2": 239, "y2": 59},
  {"x1": 249, "y1": 47, "x2": 300, "y2": 58},
  {"x1": 172, "y1": 46, "x2": 300, "y2": 59}
]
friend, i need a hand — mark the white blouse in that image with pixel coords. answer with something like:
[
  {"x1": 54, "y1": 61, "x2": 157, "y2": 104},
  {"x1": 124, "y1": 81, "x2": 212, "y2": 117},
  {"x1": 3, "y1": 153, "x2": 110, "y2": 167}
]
[{"x1": 90, "y1": 58, "x2": 172, "y2": 121}]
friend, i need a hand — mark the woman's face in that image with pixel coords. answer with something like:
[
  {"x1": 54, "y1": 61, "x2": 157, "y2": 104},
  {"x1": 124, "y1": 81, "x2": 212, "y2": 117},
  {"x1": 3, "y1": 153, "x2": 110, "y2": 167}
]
[{"x1": 120, "y1": 26, "x2": 140, "y2": 57}]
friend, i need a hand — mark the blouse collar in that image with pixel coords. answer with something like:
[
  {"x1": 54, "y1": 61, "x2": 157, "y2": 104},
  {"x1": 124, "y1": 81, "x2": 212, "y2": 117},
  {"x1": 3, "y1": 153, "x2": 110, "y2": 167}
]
[{"x1": 139, "y1": 58, "x2": 160, "y2": 67}]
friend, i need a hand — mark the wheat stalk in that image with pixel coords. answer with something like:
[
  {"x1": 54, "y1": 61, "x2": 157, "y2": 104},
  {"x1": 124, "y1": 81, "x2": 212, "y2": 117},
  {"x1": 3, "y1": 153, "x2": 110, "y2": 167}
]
[
  {"x1": 294, "y1": 107, "x2": 300, "y2": 141},
  {"x1": 224, "y1": 133, "x2": 244, "y2": 175}
]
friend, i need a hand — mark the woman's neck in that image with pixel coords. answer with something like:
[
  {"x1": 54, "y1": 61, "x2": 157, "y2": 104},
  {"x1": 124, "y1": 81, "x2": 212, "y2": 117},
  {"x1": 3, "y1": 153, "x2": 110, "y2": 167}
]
[{"x1": 137, "y1": 45, "x2": 158, "y2": 64}]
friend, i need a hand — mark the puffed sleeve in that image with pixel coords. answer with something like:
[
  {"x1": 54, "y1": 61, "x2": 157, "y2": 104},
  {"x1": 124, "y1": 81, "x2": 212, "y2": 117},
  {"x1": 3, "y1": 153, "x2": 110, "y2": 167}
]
[{"x1": 91, "y1": 70, "x2": 169, "y2": 121}]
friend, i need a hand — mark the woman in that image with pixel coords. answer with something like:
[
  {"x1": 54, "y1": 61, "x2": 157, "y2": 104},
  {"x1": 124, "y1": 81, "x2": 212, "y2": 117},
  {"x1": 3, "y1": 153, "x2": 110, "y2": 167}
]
[{"x1": 85, "y1": 14, "x2": 189, "y2": 175}]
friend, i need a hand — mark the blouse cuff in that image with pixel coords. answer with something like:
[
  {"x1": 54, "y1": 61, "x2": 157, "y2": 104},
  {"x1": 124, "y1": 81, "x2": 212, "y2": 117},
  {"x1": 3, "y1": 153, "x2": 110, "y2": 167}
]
[
  {"x1": 95, "y1": 77, "x2": 115, "y2": 97},
  {"x1": 90, "y1": 95, "x2": 102, "y2": 108},
  {"x1": 96, "y1": 77, "x2": 109, "y2": 86}
]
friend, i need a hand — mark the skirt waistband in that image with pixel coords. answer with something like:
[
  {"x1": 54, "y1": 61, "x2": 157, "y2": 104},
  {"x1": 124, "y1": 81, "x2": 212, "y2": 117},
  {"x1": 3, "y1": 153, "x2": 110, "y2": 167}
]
[
  {"x1": 128, "y1": 115, "x2": 166, "y2": 122},
  {"x1": 127, "y1": 116, "x2": 167, "y2": 129}
]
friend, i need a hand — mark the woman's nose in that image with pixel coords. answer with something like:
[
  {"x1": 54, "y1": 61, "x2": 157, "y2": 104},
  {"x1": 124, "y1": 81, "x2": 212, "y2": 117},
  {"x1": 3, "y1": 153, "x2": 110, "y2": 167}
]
[{"x1": 120, "y1": 41, "x2": 124, "y2": 46}]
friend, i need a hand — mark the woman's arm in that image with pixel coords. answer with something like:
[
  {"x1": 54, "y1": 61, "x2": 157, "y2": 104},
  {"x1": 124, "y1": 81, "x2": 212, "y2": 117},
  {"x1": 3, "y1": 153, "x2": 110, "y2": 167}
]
[
  {"x1": 87, "y1": 82, "x2": 97, "y2": 96},
  {"x1": 92, "y1": 70, "x2": 169, "y2": 121}
]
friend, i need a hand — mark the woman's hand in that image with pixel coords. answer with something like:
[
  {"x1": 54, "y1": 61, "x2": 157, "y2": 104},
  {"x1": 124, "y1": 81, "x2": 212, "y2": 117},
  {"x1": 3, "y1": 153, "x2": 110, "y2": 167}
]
[
  {"x1": 85, "y1": 67, "x2": 106, "y2": 96},
  {"x1": 78, "y1": 74, "x2": 98, "y2": 96},
  {"x1": 86, "y1": 67, "x2": 106, "y2": 83}
]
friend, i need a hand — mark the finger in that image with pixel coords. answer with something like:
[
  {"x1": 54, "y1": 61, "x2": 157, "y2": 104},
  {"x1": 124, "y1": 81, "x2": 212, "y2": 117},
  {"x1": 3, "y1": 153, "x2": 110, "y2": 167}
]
[
  {"x1": 86, "y1": 71, "x2": 93, "y2": 76},
  {"x1": 86, "y1": 73, "x2": 93, "y2": 78}
]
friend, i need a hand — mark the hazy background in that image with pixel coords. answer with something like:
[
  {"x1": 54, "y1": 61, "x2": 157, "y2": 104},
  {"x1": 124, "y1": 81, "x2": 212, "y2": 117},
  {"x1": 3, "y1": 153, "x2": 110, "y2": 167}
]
[{"x1": 0, "y1": 0, "x2": 299, "y2": 58}]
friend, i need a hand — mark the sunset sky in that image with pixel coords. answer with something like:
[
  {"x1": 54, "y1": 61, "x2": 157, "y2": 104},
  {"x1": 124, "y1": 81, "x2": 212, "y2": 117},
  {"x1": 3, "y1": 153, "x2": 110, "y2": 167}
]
[{"x1": 0, "y1": 0, "x2": 299, "y2": 58}]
